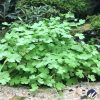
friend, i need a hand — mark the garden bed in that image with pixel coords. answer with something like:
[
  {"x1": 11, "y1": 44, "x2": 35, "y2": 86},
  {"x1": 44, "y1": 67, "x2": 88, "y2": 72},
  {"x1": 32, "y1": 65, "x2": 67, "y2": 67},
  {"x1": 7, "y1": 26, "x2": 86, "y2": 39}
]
[{"x1": 0, "y1": 1, "x2": 100, "y2": 99}]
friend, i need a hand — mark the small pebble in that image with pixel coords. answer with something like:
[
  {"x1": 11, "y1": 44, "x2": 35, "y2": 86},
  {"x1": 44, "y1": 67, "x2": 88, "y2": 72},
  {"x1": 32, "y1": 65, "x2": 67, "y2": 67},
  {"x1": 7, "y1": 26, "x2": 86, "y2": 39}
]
[{"x1": 69, "y1": 89, "x2": 73, "y2": 92}]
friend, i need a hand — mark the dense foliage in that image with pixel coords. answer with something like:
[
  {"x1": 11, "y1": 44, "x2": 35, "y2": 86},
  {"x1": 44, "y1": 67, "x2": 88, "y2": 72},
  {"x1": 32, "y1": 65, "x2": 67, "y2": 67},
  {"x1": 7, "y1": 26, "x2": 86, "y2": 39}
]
[
  {"x1": 0, "y1": 13, "x2": 100, "y2": 91},
  {"x1": 16, "y1": 0, "x2": 97, "y2": 18},
  {"x1": 16, "y1": 4, "x2": 60, "y2": 23}
]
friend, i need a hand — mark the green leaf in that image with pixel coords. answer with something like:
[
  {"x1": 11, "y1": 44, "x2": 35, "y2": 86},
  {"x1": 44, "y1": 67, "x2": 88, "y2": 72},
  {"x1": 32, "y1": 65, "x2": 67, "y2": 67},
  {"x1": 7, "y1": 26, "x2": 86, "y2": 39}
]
[
  {"x1": 62, "y1": 34, "x2": 72, "y2": 38},
  {"x1": 70, "y1": 44, "x2": 83, "y2": 52},
  {"x1": 38, "y1": 73, "x2": 48, "y2": 78},
  {"x1": 75, "y1": 33, "x2": 85, "y2": 39},
  {"x1": 38, "y1": 78, "x2": 44, "y2": 84},
  {"x1": 48, "y1": 62, "x2": 60, "y2": 69},
  {"x1": 76, "y1": 70, "x2": 84, "y2": 78},
  {"x1": 0, "y1": 71, "x2": 10, "y2": 85},
  {"x1": 57, "y1": 67, "x2": 66, "y2": 74},
  {"x1": 29, "y1": 75, "x2": 36, "y2": 80},
  {"x1": 14, "y1": 26, "x2": 26, "y2": 32},
  {"x1": 88, "y1": 75, "x2": 96, "y2": 81},
  {"x1": 7, "y1": 53, "x2": 22, "y2": 62},
  {"x1": 36, "y1": 62, "x2": 45, "y2": 68},
  {"x1": 78, "y1": 19, "x2": 85, "y2": 25},
  {"x1": 9, "y1": 76, "x2": 21, "y2": 85},
  {"x1": 17, "y1": 38, "x2": 31, "y2": 46},
  {"x1": 67, "y1": 78, "x2": 78, "y2": 86},
  {"x1": 30, "y1": 83, "x2": 38, "y2": 91},
  {"x1": 28, "y1": 44, "x2": 35, "y2": 50},
  {"x1": 21, "y1": 77, "x2": 30, "y2": 84},
  {"x1": 2, "y1": 22, "x2": 11, "y2": 26},
  {"x1": 65, "y1": 12, "x2": 74, "y2": 19},
  {"x1": 77, "y1": 54, "x2": 92, "y2": 60},
  {"x1": 45, "y1": 78, "x2": 55, "y2": 87},
  {"x1": 24, "y1": 54, "x2": 32, "y2": 60},
  {"x1": 55, "y1": 82, "x2": 64, "y2": 90}
]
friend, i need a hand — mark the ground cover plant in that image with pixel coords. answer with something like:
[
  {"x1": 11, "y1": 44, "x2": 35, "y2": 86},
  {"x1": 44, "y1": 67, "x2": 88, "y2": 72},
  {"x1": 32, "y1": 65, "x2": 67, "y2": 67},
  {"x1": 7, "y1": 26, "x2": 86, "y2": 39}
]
[{"x1": 0, "y1": 13, "x2": 100, "y2": 91}]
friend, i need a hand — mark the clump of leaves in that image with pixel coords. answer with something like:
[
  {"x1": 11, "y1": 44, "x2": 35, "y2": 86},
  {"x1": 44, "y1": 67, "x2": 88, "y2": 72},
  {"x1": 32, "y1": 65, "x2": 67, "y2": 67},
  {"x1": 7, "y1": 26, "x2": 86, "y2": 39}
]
[
  {"x1": 87, "y1": 15, "x2": 100, "y2": 30},
  {"x1": 0, "y1": 13, "x2": 100, "y2": 91},
  {"x1": 16, "y1": 4, "x2": 60, "y2": 23}
]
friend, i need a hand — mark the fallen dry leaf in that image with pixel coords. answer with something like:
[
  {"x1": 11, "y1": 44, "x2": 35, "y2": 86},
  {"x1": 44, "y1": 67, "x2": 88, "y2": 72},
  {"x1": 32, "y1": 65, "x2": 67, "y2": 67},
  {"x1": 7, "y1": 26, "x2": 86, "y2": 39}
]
[{"x1": 10, "y1": 95, "x2": 26, "y2": 100}]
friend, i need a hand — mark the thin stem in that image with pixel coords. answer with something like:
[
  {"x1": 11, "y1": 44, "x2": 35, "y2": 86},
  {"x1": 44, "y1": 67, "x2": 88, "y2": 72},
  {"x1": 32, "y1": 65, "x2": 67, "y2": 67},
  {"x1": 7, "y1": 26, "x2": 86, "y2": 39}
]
[{"x1": 0, "y1": 59, "x2": 7, "y2": 72}]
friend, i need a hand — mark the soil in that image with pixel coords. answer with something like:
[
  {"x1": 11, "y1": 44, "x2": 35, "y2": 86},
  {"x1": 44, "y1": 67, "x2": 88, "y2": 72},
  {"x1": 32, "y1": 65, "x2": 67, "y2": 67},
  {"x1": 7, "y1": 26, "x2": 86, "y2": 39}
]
[{"x1": 0, "y1": 82, "x2": 100, "y2": 100}]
